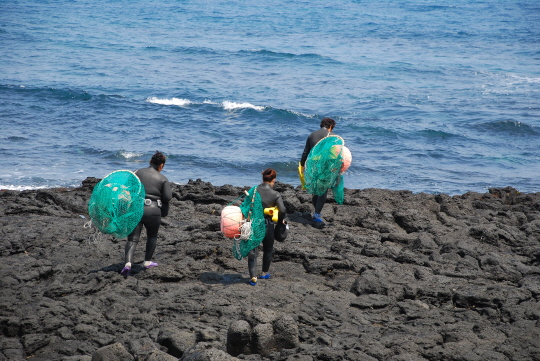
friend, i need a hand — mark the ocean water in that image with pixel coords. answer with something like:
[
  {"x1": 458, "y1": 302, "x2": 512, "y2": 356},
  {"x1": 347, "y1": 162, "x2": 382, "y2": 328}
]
[{"x1": 1, "y1": 0, "x2": 539, "y2": 195}]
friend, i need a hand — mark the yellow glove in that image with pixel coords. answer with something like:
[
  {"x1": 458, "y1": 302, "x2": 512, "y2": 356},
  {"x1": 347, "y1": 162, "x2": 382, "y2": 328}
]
[{"x1": 297, "y1": 162, "x2": 306, "y2": 189}]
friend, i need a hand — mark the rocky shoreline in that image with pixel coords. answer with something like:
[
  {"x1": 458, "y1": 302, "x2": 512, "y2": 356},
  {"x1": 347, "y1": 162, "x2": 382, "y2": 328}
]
[{"x1": 1, "y1": 178, "x2": 539, "y2": 361}]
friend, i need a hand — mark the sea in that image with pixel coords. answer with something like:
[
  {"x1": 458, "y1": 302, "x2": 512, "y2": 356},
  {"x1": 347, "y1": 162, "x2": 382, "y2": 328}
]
[{"x1": 1, "y1": 0, "x2": 539, "y2": 195}]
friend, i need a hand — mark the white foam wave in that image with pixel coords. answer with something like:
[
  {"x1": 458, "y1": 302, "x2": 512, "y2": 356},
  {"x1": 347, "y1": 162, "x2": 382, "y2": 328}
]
[
  {"x1": 480, "y1": 72, "x2": 540, "y2": 95},
  {"x1": 289, "y1": 109, "x2": 315, "y2": 118},
  {"x1": 146, "y1": 97, "x2": 192, "y2": 106},
  {"x1": 508, "y1": 74, "x2": 540, "y2": 84},
  {"x1": 222, "y1": 101, "x2": 264, "y2": 111},
  {"x1": 120, "y1": 151, "x2": 143, "y2": 159},
  {"x1": 148, "y1": 97, "x2": 265, "y2": 111},
  {"x1": 0, "y1": 184, "x2": 49, "y2": 191}
]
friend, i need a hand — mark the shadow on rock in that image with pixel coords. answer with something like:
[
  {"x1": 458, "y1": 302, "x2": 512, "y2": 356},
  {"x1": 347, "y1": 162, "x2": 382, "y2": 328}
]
[{"x1": 199, "y1": 272, "x2": 247, "y2": 285}]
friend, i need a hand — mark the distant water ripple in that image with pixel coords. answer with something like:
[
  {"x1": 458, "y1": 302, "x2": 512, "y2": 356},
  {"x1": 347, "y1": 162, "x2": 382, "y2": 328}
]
[{"x1": 1, "y1": 0, "x2": 539, "y2": 194}]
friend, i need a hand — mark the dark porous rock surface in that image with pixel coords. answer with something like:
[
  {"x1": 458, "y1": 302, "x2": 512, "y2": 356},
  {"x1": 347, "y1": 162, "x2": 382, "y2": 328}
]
[
  {"x1": 1, "y1": 179, "x2": 539, "y2": 361},
  {"x1": 227, "y1": 307, "x2": 300, "y2": 357}
]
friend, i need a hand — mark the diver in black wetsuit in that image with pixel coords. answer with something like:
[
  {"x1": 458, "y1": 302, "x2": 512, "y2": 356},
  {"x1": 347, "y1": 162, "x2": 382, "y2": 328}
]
[
  {"x1": 300, "y1": 117, "x2": 336, "y2": 223},
  {"x1": 248, "y1": 168, "x2": 287, "y2": 286},
  {"x1": 121, "y1": 151, "x2": 172, "y2": 277}
]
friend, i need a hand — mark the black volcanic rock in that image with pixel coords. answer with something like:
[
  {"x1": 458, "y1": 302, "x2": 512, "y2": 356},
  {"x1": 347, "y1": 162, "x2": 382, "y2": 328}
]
[{"x1": 0, "y1": 181, "x2": 539, "y2": 360}]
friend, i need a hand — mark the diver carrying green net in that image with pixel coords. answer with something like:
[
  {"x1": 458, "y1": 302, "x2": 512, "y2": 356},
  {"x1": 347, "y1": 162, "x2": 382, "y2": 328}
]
[
  {"x1": 88, "y1": 170, "x2": 146, "y2": 239},
  {"x1": 231, "y1": 186, "x2": 267, "y2": 260},
  {"x1": 304, "y1": 135, "x2": 346, "y2": 205}
]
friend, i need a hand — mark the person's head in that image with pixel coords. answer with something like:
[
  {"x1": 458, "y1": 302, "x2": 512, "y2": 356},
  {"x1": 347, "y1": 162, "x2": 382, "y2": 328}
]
[
  {"x1": 150, "y1": 151, "x2": 166, "y2": 171},
  {"x1": 262, "y1": 168, "x2": 277, "y2": 184},
  {"x1": 320, "y1": 117, "x2": 336, "y2": 131}
]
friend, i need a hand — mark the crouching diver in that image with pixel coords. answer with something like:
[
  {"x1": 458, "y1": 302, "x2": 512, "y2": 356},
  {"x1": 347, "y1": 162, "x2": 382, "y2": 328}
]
[
  {"x1": 248, "y1": 168, "x2": 287, "y2": 286},
  {"x1": 121, "y1": 151, "x2": 172, "y2": 277}
]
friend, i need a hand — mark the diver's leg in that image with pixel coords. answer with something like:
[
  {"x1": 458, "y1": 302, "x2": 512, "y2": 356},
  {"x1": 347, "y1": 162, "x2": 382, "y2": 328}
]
[
  {"x1": 144, "y1": 211, "x2": 161, "y2": 262},
  {"x1": 247, "y1": 247, "x2": 259, "y2": 282},
  {"x1": 312, "y1": 189, "x2": 328, "y2": 222},
  {"x1": 262, "y1": 222, "x2": 275, "y2": 275},
  {"x1": 314, "y1": 189, "x2": 328, "y2": 214},
  {"x1": 143, "y1": 210, "x2": 161, "y2": 267},
  {"x1": 125, "y1": 222, "x2": 143, "y2": 264},
  {"x1": 122, "y1": 222, "x2": 143, "y2": 276}
]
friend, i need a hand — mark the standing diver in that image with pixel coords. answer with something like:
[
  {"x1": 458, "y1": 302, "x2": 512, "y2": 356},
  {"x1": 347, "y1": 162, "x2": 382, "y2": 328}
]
[
  {"x1": 248, "y1": 168, "x2": 287, "y2": 286},
  {"x1": 300, "y1": 117, "x2": 336, "y2": 223},
  {"x1": 121, "y1": 151, "x2": 172, "y2": 277}
]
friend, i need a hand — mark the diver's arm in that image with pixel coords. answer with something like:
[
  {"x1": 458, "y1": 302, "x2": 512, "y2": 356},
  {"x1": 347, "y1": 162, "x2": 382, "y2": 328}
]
[
  {"x1": 300, "y1": 138, "x2": 311, "y2": 167},
  {"x1": 162, "y1": 180, "x2": 172, "y2": 203},
  {"x1": 275, "y1": 194, "x2": 287, "y2": 222},
  {"x1": 160, "y1": 180, "x2": 172, "y2": 217}
]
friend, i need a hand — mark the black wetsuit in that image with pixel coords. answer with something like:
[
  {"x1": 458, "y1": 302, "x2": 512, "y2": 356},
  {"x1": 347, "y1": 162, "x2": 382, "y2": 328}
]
[
  {"x1": 300, "y1": 127, "x2": 333, "y2": 214},
  {"x1": 248, "y1": 182, "x2": 286, "y2": 278},
  {"x1": 125, "y1": 165, "x2": 172, "y2": 264}
]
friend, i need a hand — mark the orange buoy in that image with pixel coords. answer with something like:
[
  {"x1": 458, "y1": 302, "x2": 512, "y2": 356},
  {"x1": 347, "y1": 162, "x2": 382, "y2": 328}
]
[
  {"x1": 220, "y1": 205, "x2": 243, "y2": 238},
  {"x1": 331, "y1": 145, "x2": 352, "y2": 173},
  {"x1": 341, "y1": 146, "x2": 352, "y2": 172}
]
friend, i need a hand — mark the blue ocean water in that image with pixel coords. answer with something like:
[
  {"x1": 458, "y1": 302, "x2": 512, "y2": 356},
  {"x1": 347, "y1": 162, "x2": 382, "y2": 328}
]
[{"x1": 1, "y1": 0, "x2": 539, "y2": 195}]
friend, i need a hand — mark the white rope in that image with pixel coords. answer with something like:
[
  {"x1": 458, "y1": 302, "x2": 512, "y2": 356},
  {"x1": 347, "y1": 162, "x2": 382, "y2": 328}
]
[
  {"x1": 84, "y1": 220, "x2": 105, "y2": 244},
  {"x1": 232, "y1": 221, "x2": 251, "y2": 260},
  {"x1": 236, "y1": 220, "x2": 252, "y2": 240}
]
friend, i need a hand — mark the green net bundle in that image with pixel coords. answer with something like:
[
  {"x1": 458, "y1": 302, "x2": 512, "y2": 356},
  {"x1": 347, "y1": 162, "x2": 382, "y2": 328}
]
[
  {"x1": 304, "y1": 135, "x2": 345, "y2": 204},
  {"x1": 88, "y1": 170, "x2": 146, "y2": 239},
  {"x1": 231, "y1": 186, "x2": 267, "y2": 260}
]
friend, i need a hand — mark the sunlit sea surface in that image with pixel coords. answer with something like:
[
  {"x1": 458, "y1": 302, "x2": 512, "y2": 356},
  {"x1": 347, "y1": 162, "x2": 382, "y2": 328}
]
[{"x1": 1, "y1": 0, "x2": 539, "y2": 195}]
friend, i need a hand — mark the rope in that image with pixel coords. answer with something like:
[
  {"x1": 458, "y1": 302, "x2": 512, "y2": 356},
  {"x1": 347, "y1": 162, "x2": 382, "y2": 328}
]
[
  {"x1": 232, "y1": 187, "x2": 257, "y2": 241},
  {"x1": 236, "y1": 220, "x2": 252, "y2": 240},
  {"x1": 325, "y1": 134, "x2": 345, "y2": 146},
  {"x1": 245, "y1": 187, "x2": 257, "y2": 222},
  {"x1": 84, "y1": 220, "x2": 106, "y2": 244},
  {"x1": 227, "y1": 190, "x2": 249, "y2": 206}
]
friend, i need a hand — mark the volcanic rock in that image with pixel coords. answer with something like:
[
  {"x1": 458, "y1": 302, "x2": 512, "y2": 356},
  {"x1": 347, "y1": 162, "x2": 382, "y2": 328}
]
[{"x1": 0, "y1": 179, "x2": 539, "y2": 360}]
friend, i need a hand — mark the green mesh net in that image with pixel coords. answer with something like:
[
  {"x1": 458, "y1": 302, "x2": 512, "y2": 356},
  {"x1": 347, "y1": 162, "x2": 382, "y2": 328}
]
[
  {"x1": 88, "y1": 170, "x2": 146, "y2": 239},
  {"x1": 304, "y1": 135, "x2": 345, "y2": 204},
  {"x1": 231, "y1": 186, "x2": 267, "y2": 260}
]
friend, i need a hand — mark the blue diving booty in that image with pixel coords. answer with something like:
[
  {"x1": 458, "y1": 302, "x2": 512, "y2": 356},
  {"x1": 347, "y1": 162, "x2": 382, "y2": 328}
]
[{"x1": 312, "y1": 213, "x2": 323, "y2": 222}]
